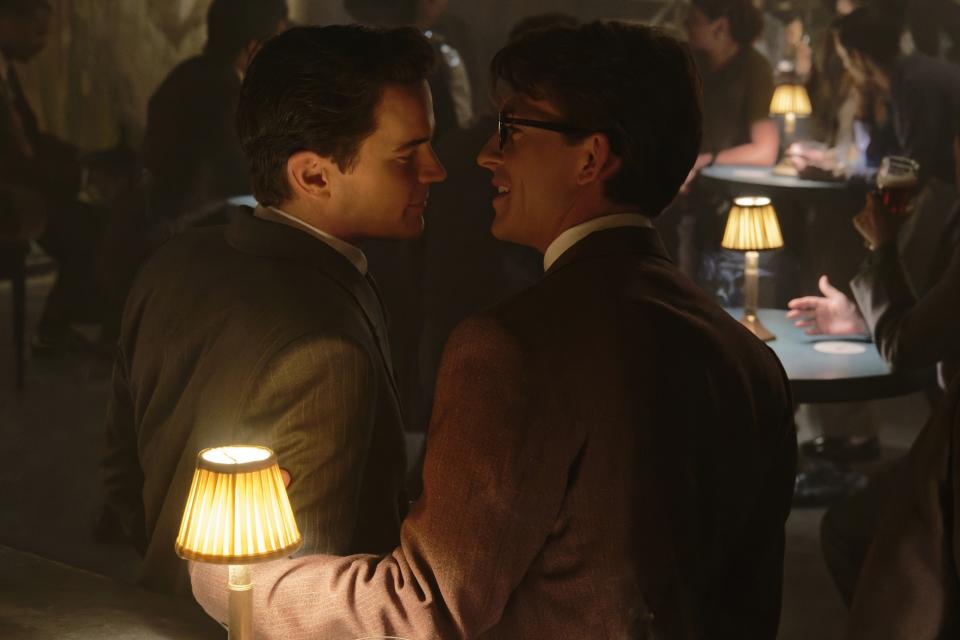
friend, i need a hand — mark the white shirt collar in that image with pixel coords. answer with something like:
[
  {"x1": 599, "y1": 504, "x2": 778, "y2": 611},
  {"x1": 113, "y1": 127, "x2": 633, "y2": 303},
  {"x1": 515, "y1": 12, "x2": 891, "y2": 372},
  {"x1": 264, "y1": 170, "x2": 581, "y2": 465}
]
[
  {"x1": 543, "y1": 213, "x2": 653, "y2": 271},
  {"x1": 254, "y1": 205, "x2": 368, "y2": 275}
]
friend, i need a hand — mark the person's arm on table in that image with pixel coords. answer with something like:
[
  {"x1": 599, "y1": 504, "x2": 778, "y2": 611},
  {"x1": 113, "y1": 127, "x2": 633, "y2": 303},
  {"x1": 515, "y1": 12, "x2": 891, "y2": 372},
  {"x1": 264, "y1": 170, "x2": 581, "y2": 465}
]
[
  {"x1": 683, "y1": 120, "x2": 780, "y2": 191},
  {"x1": 191, "y1": 317, "x2": 574, "y2": 639},
  {"x1": 241, "y1": 333, "x2": 380, "y2": 555},
  {"x1": 713, "y1": 120, "x2": 780, "y2": 166}
]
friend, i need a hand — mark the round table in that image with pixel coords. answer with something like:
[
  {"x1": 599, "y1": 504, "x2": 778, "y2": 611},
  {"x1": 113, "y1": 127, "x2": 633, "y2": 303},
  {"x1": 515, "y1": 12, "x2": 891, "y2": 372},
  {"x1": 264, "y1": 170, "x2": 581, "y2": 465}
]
[
  {"x1": 729, "y1": 308, "x2": 935, "y2": 404},
  {"x1": 699, "y1": 164, "x2": 862, "y2": 202}
]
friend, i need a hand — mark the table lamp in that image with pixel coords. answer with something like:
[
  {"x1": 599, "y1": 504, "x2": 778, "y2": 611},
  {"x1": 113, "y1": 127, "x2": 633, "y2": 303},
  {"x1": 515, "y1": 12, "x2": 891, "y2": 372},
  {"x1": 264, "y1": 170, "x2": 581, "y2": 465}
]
[
  {"x1": 770, "y1": 82, "x2": 812, "y2": 136},
  {"x1": 176, "y1": 446, "x2": 301, "y2": 640},
  {"x1": 722, "y1": 196, "x2": 784, "y2": 342}
]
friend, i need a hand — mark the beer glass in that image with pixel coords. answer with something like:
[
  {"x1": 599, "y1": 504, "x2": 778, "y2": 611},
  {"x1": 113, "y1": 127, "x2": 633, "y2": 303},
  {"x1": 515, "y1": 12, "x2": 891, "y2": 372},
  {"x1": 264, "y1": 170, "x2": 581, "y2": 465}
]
[{"x1": 876, "y1": 156, "x2": 920, "y2": 215}]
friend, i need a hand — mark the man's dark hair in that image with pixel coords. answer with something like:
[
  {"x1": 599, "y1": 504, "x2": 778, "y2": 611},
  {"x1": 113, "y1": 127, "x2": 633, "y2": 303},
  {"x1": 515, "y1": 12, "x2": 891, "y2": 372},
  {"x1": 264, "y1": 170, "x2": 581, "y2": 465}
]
[
  {"x1": 491, "y1": 21, "x2": 702, "y2": 217},
  {"x1": 834, "y1": 5, "x2": 902, "y2": 68},
  {"x1": 692, "y1": 0, "x2": 765, "y2": 46},
  {"x1": 507, "y1": 12, "x2": 580, "y2": 44},
  {"x1": 343, "y1": 0, "x2": 417, "y2": 26},
  {"x1": 237, "y1": 25, "x2": 435, "y2": 207},
  {"x1": 206, "y1": 0, "x2": 289, "y2": 58}
]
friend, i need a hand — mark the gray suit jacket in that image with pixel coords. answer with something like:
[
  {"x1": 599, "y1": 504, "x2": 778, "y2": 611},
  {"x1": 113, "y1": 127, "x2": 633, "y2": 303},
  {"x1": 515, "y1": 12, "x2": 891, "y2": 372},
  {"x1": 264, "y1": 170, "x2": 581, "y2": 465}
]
[
  {"x1": 102, "y1": 208, "x2": 408, "y2": 595},
  {"x1": 192, "y1": 226, "x2": 796, "y2": 639},
  {"x1": 851, "y1": 202, "x2": 960, "y2": 386}
]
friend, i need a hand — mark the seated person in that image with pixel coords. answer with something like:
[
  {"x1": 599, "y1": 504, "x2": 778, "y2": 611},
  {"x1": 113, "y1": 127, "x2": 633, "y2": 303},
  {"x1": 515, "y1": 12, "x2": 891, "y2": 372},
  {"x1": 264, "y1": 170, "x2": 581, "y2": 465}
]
[
  {"x1": 830, "y1": 5, "x2": 960, "y2": 185},
  {"x1": 787, "y1": 135, "x2": 960, "y2": 605},
  {"x1": 143, "y1": 0, "x2": 288, "y2": 221},
  {"x1": 660, "y1": 0, "x2": 778, "y2": 277},
  {"x1": 684, "y1": 0, "x2": 779, "y2": 178},
  {"x1": 0, "y1": 0, "x2": 109, "y2": 349}
]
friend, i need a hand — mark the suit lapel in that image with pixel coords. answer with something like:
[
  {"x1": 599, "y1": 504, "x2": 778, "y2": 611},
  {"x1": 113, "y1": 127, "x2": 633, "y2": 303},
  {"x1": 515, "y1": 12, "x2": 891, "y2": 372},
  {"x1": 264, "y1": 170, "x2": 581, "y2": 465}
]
[
  {"x1": 544, "y1": 226, "x2": 673, "y2": 278},
  {"x1": 225, "y1": 207, "x2": 403, "y2": 411}
]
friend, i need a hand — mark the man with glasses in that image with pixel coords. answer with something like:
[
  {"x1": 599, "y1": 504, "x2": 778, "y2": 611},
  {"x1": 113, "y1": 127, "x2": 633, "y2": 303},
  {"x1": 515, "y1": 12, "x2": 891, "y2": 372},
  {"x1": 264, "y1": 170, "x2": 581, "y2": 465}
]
[{"x1": 192, "y1": 21, "x2": 796, "y2": 639}]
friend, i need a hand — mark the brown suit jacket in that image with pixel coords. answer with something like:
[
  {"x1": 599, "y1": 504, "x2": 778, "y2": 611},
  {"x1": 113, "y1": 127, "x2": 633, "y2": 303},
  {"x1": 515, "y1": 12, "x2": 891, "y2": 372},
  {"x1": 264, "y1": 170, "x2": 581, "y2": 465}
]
[
  {"x1": 847, "y1": 374, "x2": 960, "y2": 639},
  {"x1": 102, "y1": 209, "x2": 408, "y2": 595},
  {"x1": 192, "y1": 226, "x2": 797, "y2": 638}
]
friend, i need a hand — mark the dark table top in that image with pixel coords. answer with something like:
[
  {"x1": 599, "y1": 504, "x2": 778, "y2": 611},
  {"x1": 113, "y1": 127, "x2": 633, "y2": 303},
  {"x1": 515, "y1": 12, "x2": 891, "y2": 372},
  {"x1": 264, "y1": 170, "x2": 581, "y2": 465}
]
[
  {"x1": 0, "y1": 545, "x2": 223, "y2": 639},
  {"x1": 700, "y1": 165, "x2": 865, "y2": 202},
  {"x1": 727, "y1": 308, "x2": 935, "y2": 403}
]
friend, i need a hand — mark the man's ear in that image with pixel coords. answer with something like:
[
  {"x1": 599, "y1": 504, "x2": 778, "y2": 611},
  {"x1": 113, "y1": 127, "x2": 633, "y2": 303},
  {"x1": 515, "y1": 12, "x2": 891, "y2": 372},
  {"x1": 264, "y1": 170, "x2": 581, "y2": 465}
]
[
  {"x1": 285, "y1": 151, "x2": 334, "y2": 201},
  {"x1": 576, "y1": 133, "x2": 622, "y2": 187}
]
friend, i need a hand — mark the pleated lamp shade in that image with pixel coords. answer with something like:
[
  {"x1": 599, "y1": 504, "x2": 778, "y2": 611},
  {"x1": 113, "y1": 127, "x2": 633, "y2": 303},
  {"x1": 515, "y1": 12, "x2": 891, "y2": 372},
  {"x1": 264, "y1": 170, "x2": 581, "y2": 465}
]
[
  {"x1": 769, "y1": 83, "x2": 812, "y2": 116},
  {"x1": 176, "y1": 446, "x2": 302, "y2": 564},
  {"x1": 721, "y1": 197, "x2": 784, "y2": 251}
]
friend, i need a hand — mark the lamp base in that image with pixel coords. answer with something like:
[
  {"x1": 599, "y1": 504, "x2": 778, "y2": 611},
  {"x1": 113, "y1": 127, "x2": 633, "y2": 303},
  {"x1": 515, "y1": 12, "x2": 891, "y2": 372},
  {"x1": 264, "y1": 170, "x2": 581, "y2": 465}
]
[
  {"x1": 741, "y1": 313, "x2": 776, "y2": 342},
  {"x1": 228, "y1": 564, "x2": 253, "y2": 640}
]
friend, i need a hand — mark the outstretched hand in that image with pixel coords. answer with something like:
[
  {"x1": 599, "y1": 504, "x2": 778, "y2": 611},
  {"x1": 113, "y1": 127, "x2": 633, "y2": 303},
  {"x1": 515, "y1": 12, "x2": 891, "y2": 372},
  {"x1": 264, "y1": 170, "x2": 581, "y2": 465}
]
[{"x1": 786, "y1": 275, "x2": 868, "y2": 335}]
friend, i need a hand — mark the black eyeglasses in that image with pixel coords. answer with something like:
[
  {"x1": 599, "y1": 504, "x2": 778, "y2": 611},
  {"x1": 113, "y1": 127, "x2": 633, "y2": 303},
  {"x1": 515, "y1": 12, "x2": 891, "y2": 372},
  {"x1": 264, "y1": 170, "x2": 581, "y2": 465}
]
[{"x1": 498, "y1": 112, "x2": 596, "y2": 150}]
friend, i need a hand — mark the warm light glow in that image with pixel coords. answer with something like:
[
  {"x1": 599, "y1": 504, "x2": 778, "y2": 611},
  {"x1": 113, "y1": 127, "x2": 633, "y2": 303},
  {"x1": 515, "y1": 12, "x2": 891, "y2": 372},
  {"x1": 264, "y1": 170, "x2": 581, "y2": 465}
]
[
  {"x1": 722, "y1": 198, "x2": 784, "y2": 251},
  {"x1": 201, "y1": 446, "x2": 271, "y2": 466},
  {"x1": 769, "y1": 83, "x2": 812, "y2": 116},
  {"x1": 733, "y1": 196, "x2": 771, "y2": 208},
  {"x1": 176, "y1": 446, "x2": 302, "y2": 564}
]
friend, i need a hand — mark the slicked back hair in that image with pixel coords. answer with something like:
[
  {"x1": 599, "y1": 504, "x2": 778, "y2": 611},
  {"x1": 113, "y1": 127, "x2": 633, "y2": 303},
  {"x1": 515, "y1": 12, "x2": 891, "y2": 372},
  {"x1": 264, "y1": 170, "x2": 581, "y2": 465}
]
[
  {"x1": 491, "y1": 21, "x2": 702, "y2": 217},
  {"x1": 237, "y1": 25, "x2": 435, "y2": 207}
]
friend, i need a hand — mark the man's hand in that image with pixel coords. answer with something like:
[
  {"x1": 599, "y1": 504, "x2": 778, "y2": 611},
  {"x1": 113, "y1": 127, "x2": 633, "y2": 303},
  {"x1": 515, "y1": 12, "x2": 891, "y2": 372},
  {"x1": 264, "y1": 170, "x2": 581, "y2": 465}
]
[
  {"x1": 787, "y1": 275, "x2": 868, "y2": 335},
  {"x1": 853, "y1": 192, "x2": 905, "y2": 250}
]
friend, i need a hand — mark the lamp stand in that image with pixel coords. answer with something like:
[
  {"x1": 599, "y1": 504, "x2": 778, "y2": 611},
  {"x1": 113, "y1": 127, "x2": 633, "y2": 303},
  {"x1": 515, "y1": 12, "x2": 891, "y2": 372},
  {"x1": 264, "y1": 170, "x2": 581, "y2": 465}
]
[
  {"x1": 784, "y1": 112, "x2": 796, "y2": 136},
  {"x1": 741, "y1": 251, "x2": 775, "y2": 341},
  {"x1": 773, "y1": 112, "x2": 800, "y2": 176},
  {"x1": 228, "y1": 564, "x2": 253, "y2": 640}
]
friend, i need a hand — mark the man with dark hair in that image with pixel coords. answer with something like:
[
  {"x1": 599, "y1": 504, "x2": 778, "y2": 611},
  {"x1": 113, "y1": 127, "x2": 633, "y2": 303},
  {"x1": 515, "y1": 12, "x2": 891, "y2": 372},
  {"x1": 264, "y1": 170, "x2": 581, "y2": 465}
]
[
  {"x1": 101, "y1": 24, "x2": 445, "y2": 595},
  {"x1": 192, "y1": 21, "x2": 796, "y2": 639},
  {"x1": 142, "y1": 0, "x2": 289, "y2": 221},
  {"x1": 835, "y1": 4, "x2": 960, "y2": 185},
  {"x1": 343, "y1": 0, "x2": 474, "y2": 441}
]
